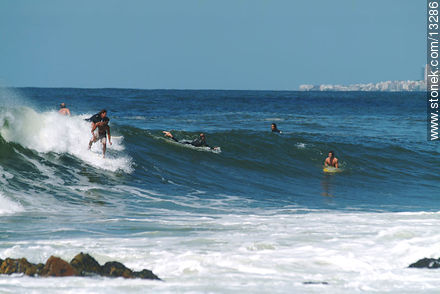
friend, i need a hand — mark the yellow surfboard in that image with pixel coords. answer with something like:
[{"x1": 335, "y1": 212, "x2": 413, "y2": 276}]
[{"x1": 323, "y1": 166, "x2": 341, "y2": 173}]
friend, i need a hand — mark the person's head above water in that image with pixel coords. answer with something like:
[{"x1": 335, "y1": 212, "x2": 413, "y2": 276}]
[
  {"x1": 271, "y1": 123, "x2": 281, "y2": 132},
  {"x1": 60, "y1": 103, "x2": 66, "y2": 109},
  {"x1": 329, "y1": 151, "x2": 335, "y2": 158},
  {"x1": 99, "y1": 109, "x2": 107, "y2": 118}
]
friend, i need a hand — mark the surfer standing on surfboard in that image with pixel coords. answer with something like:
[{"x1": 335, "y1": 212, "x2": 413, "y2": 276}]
[
  {"x1": 88, "y1": 117, "x2": 112, "y2": 158},
  {"x1": 324, "y1": 151, "x2": 339, "y2": 168},
  {"x1": 87, "y1": 110, "x2": 112, "y2": 158}
]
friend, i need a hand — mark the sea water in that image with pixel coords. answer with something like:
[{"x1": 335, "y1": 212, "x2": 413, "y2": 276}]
[{"x1": 0, "y1": 88, "x2": 439, "y2": 293}]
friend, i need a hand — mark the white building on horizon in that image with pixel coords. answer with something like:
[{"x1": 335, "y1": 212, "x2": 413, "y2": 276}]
[{"x1": 300, "y1": 79, "x2": 426, "y2": 92}]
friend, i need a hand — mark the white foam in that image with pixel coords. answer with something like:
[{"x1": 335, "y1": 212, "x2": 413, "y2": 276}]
[
  {"x1": 0, "y1": 193, "x2": 24, "y2": 215},
  {"x1": 16, "y1": 150, "x2": 65, "y2": 186},
  {"x1": 125, "y1": 115, "x2": 147, "y2": 120},
  {"x1": 0, "y1": 166, "x2": 14, "y2": 185},
  {"x1": 1, "y1": 210, "x2": 440, "y2": 293},
  {"x1": 0, "y1": 107, "x2": 132, "y2": 173},
  {"x1": 296, "y1": 142, "x2": 306, "y2": 149},
  {"x1": 264, "y1": 118, "x2": 284, "y2": 122}
]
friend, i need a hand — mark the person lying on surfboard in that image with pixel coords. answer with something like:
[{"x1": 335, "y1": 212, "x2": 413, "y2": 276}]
[
  {"x1": 324, "y1": 151, "x2": 339, "y2": 168},
  {"x1": 163, "y1": 131, "x2": 218, "y2": 150}
]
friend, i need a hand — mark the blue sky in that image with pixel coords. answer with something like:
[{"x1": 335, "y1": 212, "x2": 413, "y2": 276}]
[{"x1": 0, "y1": 0, "x2": 425, "y2": 90}]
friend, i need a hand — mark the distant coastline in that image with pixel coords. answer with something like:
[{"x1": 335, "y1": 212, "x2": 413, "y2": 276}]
[
  {"x1": 0, "y1": 82, "x2": 427, "y2": 92},
  {"x1": 299, "y1": 80, "x2": 426, "y2": 92}
]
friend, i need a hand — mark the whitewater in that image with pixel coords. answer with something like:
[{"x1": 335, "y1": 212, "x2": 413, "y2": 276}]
[{"x1": 0, "y1": 87, "x2": 439, "y2": 293}]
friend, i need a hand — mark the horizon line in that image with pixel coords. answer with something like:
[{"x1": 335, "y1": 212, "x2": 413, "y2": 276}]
[{"x1": 1, "y1": 85, "x2": 426, "y2": 93}]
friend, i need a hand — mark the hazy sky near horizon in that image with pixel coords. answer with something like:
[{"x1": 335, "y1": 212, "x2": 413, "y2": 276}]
[{"x1": 0, "y1": 0, "x2": 425, "y2": 90}]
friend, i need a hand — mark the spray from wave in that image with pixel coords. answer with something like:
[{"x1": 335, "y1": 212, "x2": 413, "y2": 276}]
[
  {"x1": 0, "y1": 89, "x2": 132, "y2": 173},
  {"x1": 0, "y1": 192, "x2": 24, "y2": 215}
]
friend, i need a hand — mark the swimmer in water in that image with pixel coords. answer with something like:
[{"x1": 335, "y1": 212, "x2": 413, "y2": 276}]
[
  {"x1": 58, "y1": 103, "x2": 71, "y2": 116},
  {"x1": 324, "y1": 151, "x2": 339, "y2": 168},
  {"x1": 271, "y1": 123, "x2": 281, "y2": 133}
]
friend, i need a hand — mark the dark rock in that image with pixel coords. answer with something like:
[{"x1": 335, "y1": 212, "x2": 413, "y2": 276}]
[
  {"x1": 0, "y1": 258, "x2": 19, "y2": 274},
  {"x1": 303, "y1": 281, "x2": 329, "y2": 285},
  {"x1": 132, "y1": 269, "x2": 161, "y2": 280},
  {"x1": 0, "y1": 253, "x2": 160, "y2": 280},
  {"x1": 17, "y1": 258, "x2": 40, "y2": 276},
  {"x1": 0, "y1": 258, "x2": 47, "y2": 276},
  {"x1": 40, "y1": 256, "x2": 78, "y2": 277},
  {"x1": 70, "y1": 252, "x2": 102, "y2": 276},
  {"x1": 409, "y1": 257, "x2": 440, "y2": 269},
  {"x1": 35, "y1": 263, "x2": 45, "y2": 274},
  {"x1": 0, "y1": 258, "x2": 41, "y2": 276},
  {"x1": 102, "y1": 261, "x2": 133, "y2": 278}
]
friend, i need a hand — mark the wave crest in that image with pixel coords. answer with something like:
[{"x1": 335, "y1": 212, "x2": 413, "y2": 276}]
[{"x1": 0, "y1": 106, "x2": 132, "y2": 173}]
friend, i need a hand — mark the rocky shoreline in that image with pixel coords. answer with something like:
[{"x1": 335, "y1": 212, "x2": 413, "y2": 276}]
[
  {"x1": 0, "y1": 252, "x2": 160, "y2": 280},
  {"x1": 2, "y1": 253, "x2": 437, "y2": 282}
]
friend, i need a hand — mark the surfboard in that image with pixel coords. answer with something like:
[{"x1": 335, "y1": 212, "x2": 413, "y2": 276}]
[
  {"x1": 323, "y1": 166, "x2": 341, "y2": 173},
  {"x1": 160, "y1": 137, "x2": 221, "y2": 154}
]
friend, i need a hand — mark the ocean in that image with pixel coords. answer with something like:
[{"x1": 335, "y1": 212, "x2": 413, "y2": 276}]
[{"x1": 0, "y1": 87, "x2": 439, "y2": 293}]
